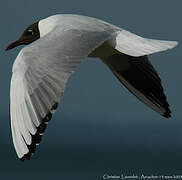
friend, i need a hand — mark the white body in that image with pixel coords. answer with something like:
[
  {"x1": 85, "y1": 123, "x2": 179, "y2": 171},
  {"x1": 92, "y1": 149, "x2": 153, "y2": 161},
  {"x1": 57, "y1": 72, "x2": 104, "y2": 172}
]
[{"x1": 39, "y1": 15, "x2": 177, "y2": 57}]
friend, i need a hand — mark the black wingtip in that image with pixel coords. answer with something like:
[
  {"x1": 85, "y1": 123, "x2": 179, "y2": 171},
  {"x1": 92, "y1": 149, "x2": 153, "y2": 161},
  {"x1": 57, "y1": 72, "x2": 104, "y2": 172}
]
[
  {"x1": 18, "y1": 102, "x2": 59, "y2": 162},
  {"x1": 20, "y1": 157, "x2": 25, "y2": 162},
  {"x1": 163, "y1": 109, "x2": 172, "y2": 118},
  {"x1": 51, "y1": 102, "x2": 58, "y2": 111},
  {"x1": 19, "y1": 153, "x2": 31, "y2": 162},
  {"x1": 163, "y1": 113, "x2": 171, "y2": 118},
  {"x1": 18, "y1": 124, "x2": 46, "y2": 162}
]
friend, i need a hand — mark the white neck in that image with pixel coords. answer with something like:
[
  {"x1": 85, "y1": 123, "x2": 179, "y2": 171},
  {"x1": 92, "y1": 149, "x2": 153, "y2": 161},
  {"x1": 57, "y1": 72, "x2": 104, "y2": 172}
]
[{"x1": 38, "y1": 16, "x2": 58, "y2": 37}]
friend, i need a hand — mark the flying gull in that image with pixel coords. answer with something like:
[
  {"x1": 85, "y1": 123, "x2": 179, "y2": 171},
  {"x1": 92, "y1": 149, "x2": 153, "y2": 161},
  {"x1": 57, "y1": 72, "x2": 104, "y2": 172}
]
[{"x1": 6, "y1": 14, "x2": 178, "y2": 161}]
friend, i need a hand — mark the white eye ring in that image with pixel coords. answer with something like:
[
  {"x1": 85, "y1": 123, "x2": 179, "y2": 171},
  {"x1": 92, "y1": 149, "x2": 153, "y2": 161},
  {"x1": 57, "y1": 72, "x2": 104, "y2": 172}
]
[{"x1": 27, "y1": 29, "x2": 34, "y2": 35}]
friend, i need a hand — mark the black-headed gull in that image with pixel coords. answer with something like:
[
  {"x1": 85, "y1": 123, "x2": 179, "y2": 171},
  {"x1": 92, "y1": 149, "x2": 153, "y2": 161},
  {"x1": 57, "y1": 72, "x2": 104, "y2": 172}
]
[{"x1": 6, "y1": 14, "x2": 177, "y2": 161}]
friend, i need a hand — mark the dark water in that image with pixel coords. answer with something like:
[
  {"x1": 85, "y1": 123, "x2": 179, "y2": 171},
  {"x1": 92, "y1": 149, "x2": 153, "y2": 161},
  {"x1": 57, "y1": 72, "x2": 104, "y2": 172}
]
[{"x1": 1, "y1": 113, "x2": 182, "y2": 180}]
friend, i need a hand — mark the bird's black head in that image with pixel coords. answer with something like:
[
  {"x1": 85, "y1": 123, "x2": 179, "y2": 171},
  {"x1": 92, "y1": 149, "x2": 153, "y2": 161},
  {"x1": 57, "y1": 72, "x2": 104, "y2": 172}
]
[{"x1": 6, "y1": 22, "x2": 40, "y2": 51}]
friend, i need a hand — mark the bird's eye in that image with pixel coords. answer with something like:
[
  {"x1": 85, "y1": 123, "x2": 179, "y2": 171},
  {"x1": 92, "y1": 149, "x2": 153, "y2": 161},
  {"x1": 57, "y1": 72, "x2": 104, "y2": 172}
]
[{"x1": 27, "y1": 29, "x2": 34, "y2": 35}]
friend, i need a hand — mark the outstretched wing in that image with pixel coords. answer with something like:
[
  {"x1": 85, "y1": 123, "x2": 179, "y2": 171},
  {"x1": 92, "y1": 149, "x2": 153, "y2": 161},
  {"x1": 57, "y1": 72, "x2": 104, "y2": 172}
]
[
  {"x1": 109, "y1": 29, "x2": 177, "y2": 57},
  {"x1": 101, "y1": 54, "x2": 171, "y2": 118},
  {"x1": 10, "y1": 27, "x2": 115, "y2": 161}
]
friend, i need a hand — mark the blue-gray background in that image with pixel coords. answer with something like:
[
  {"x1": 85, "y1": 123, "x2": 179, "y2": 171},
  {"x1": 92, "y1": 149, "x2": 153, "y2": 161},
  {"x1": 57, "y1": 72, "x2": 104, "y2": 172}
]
[{"x1": 0, "y1": 0, "x2": 181, "y2": 179}]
